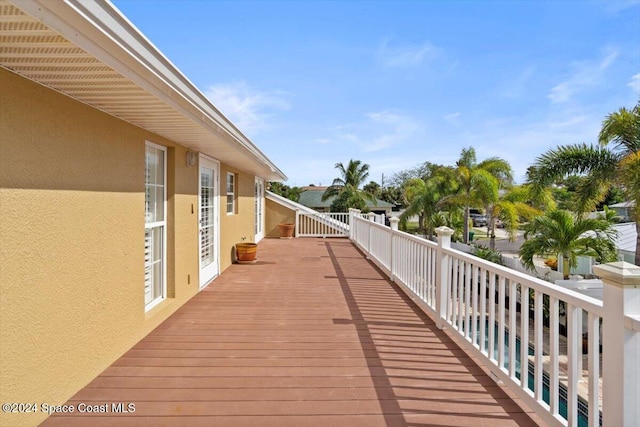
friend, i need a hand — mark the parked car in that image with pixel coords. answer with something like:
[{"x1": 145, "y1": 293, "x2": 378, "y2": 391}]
[
  {"x1": 470, "y1": 213, "x2": 487, "y2": 227},
  {"x1": 495, "y1": 218, "x2": 505, "y2": 228}
]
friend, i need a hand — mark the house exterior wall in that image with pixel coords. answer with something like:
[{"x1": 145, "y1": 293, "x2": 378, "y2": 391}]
[
  {"x1": 265, "y1": 198, "x2": 296, "y2": 238},
  {"x1": 0, "y1": 68, "x2": 257, "y2": 426},
  {"x1": 219, "y1": 165, "x2": 257, "y2": 270}
]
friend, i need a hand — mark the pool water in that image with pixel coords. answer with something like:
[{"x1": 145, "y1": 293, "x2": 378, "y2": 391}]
[{"x1": 477, "y1": 322, "x2": 598, "y2": 426}]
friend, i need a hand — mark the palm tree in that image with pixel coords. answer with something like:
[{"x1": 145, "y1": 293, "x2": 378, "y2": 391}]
[
  {"x1": 454, "y1": 147, "x2": 513, "y2": 243},
  {"x1": 519, "y1": 209, "x2": 618, "y2": 279},
  {"x1": 322, "y1": 160, "x2": 375, "y2": 212},
  {"x1": 400, "y1": 170, "x2": 458, "y2": 239},
  {"x1": 528, "y1": 102, "x2": 640, "y2": 265},
  {"x1": 484, "y1": 185, "x2": 547, "y2": 251}
]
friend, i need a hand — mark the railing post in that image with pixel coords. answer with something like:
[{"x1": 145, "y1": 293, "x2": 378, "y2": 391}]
[
  {"x1": 435, "y1": 226, "x2": 454, "y2": 329},
  {"x1": 592, "y1": 261, "x2": 640, "y2": 427},
  {"x1": 367, "y1": 212, "x2": 376, "y2": 256},
  {"x1": 348, "y1": 208, "x2": 359, "y2": 241},
  {"x1": 295, "y1": 209, "x2": 300, "y2": 238},
  {"x1": 389, "y1": 217, "x2": 399, "y2": 282}
]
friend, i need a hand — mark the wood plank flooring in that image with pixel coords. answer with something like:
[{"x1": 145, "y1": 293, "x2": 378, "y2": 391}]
[{"x1": 43, "y1": 238, "x2": 542, "y2": 426}]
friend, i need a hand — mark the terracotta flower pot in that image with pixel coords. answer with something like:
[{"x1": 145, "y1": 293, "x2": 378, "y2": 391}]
[
  {"x1": 278, "y1": 223, "x2": 295, "y2": 239},
  {"x1": 235, "y1": 243, "x2": 257, "y2": 262}
]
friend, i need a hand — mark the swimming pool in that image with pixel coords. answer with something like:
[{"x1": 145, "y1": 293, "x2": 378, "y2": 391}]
[{"x1": 478, "y1": 322, "x2": 598, "y2": 426}]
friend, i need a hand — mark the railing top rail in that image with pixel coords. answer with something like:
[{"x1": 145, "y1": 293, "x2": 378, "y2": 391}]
[
  {"x1": 442, "y1": 246, "x2": 604, "y2": 316},
  {"x1": 626, "y1": 314, "x2": 640, "y2": 332}
]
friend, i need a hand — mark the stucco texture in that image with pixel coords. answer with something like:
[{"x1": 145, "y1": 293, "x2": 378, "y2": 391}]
[
  {"x1": 265, "y1": 198, "x2": 296, "y2": 238},
  {"x1": 219, "y1": 166, "x2": 257, "y2": 270},
  {"x1": 0, "y1": 68, "x2": 258, "y2": 426}
]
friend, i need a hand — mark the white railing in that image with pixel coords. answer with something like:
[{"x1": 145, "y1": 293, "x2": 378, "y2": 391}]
[
  {"x1": 296, "y1": 211, "x2": 350, "y2": 237},
  {"x1": 349, "y1": 210, "x2": 640, "y2": 427},
  {"x1": 502, "y1": 255, "x2": 565, "y2": 282}
]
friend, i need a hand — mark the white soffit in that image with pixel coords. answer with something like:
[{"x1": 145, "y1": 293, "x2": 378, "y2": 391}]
[{"x1": 0, "y1": 0, "x2": 287, "y2": 181}]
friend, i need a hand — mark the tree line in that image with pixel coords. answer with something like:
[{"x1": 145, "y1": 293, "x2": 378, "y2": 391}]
[{"x1": 270, "y1": 101, "x2": 639, "y2": 268}]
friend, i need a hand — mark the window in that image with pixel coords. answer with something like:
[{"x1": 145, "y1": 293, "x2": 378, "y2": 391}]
[
  {"x1": 144, "y1": 142, "x2": 166, "y2": 310},
  {"x1": 226, "y1": 172, "x2": 235, "y2": 215},
  {"x1": 254, "y1": 177, "x2": 264, "y2": 240}
]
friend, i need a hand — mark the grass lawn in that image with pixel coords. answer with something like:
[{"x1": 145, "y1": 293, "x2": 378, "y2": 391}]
[{"x1": 471, "y1": 228, "x2": 489, "y2": 240}]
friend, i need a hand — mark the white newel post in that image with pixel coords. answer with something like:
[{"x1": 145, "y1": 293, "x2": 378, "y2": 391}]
[
  {"x1": 367, "y1": 212, "x2": 376, "y2": 256},
  {"x1": 389, "y1": 217, "x2": 399, "y2": 282},
  {"x1": 295, "y1": 209, "x2": 300, "y2": 238},
  {"x1": 348, "y1": 209, "x2": 359, "y2": 241},
  {"x1": 389, "y1": 216, "x2": 399, "y2": 231},
  {"x1": 592, "y1": 261, "x2": 640, "y2": 427},
  {"x1": 435, "y1": 226, "x2": 454, "y2": 329}
]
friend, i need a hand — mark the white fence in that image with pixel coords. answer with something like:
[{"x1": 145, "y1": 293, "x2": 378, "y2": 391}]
[
  {"x1": 296, "y1": 212, "x2": 350, "y2": 237},
  {"x1": 295, "y1": 211, "x2": 386, "y2": 237},
  {"x1": 349, "y1": 211, "x2": 640, "y2": 427}
]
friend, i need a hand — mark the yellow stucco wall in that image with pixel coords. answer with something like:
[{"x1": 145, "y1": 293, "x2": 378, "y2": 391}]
[
  {"x1": 265, "y1": 198, "x2": 296, "y2": 238},
  {"x1": 219, "y1": 166, "x2": 257, "y2": 270},
  {"x1": 0, "y1": 68, "x2": 258, "y2": 426}
]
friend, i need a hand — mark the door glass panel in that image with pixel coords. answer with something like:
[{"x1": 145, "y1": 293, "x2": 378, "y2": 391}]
[{"x1": 200, "y1": 167, "x2": 215, "y2": 268}]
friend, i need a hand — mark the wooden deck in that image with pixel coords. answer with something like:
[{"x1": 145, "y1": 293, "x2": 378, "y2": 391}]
[{"x1": 44, "y1": 238, "x2": 542, "y2": 426}]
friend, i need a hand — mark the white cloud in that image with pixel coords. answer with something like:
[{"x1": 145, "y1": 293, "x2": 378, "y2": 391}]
[
  {"x1": 444, "y1": 112, "x2": 461, "y2": 126},
  {"x1": 331, "y1": 110, "x2": 421, "y2": 153},
  {"x1": 457, "y1": 110, "x2": 601, "y2": 182},
  {"x1": 378, "y1": 38, "x2": 440, "y2": 68},
  {"x1": 205, "y1": 82, "x2": 290, "y2": 135},
  {"x1": 599, "y1": 0, "x2": 640, "y2": 15},
  {"x1": 362, "y1": 111, "x2": 420, "y2": 152},
  {"x1": 501, "y1": 66, "x2": 536, "y2": 98},
  {"x1": 628, "y1": 73, "x2": 640, "y2": 94},
  {"x1": 548, "y1": 48, "x2": 619, "y2": 103}
]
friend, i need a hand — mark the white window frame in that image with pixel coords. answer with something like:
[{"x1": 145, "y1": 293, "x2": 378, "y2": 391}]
[
  {"x1": 255, "y1": 177, "x2": 265, "y2": 241},
  {"x1": 226, "y1": 172, "x2": 235, "y2": 215},
  {"x1": 144, "y1": 141, "x2": 167, "y2": 311}
]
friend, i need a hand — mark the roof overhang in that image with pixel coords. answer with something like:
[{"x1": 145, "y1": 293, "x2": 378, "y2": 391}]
[{"x1": 0, "y1": 0, "x2": 287, "y2": 181}]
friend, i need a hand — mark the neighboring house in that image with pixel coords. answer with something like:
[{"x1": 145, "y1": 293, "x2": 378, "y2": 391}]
[
  {"x1": 612, "y1": 222, "x2": 637, "y2": 264},
  {"x1": 609, "y1": 201, "x2": 635, "y2": 222},
  {"x1": 298, "y1": 186, "x2": 394, "y2": 215},
  {"x1": 0, "y1": 1, "x2": 285, "y2": 425}
]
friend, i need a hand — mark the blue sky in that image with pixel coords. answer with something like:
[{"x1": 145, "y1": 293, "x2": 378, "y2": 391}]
[{"x1": 114, "y1": 0, "x2": 640, "y2": 186}]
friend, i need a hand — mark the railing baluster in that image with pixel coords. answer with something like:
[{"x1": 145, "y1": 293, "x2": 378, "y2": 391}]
[
  {"x1": 498, "y1": 276, "x2": 506, "y2": 371},
  {"x1": 472, "y1": 265, "x2": 479, "y2": 347},
  {"x1": 465, "y1": 261, "x2": 472, "y2": 339},
  {"x1": 488, "y1": 272, "x2": 496, "y2": 362},
  {"x1": 520, "y1": 285, "x2": 529, "y2": 390},
  {"x1": 549, "y1": 296, "x2": 560, "y2": 417},
  {"x1": 508, "y1": 279, "x2": 517, "y2": 378},
  {"x1": 534, "y1": 290, "x2": 544, "y2": 400},
  {"x1": 451, "y1": 258, "x2": 459, "y2": 327},
  {"x1": 458, "y1": 260, "x2": 465, "y2": 330},
  {"x1": 479, "y1": 268, "x2": 487, "y2": 354},
  {"x1": 587, "y1": 312, "x2": 600, "y2": 427},
  {"x1": 566, "y1": 303, "x2": 580, "y2": 427},
  {"x1": 419, "y1": 244, "x2": 425, "y2": 299}
]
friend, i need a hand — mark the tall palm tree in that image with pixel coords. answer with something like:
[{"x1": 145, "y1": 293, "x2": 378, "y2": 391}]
[
  {"x1": 400, "y1": 169, "x2": 458, "y2": 239},
  {"x1": 454, "y1": 147, "x2": 513, "y2": 243},
  {"x1": 322, "y1": 159, "x2": 375, "y2": 212},
  {"x1": 528, "y1": 102, "x2": 640, "y2": 265},
  {"x1": 519, "y1": 209, "x2": 618, "y2": 279}
]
